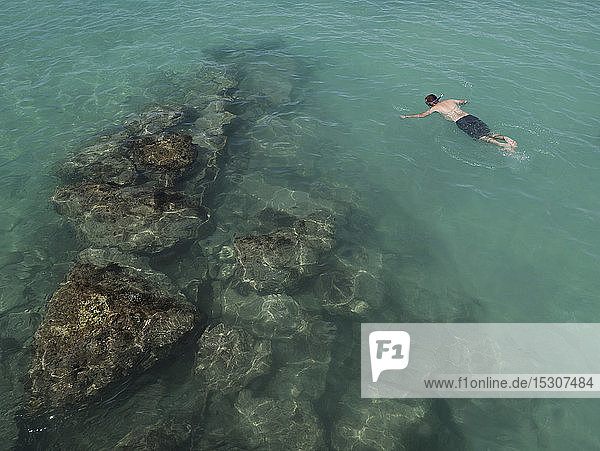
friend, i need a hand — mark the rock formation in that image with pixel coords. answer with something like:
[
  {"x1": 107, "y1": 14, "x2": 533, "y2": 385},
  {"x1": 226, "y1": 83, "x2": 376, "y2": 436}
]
[{"x1": 27, "y1": 260, "x2": 198, "y2": 412}]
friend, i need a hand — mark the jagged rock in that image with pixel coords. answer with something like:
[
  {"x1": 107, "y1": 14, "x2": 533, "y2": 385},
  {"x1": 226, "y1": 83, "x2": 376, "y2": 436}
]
[
  {"x1": 55, "y1": 138, "x2": 137, "y2": 186},
  {"x1": 194, "y1": 323, "x2": 271, "y2": 396},
  {"x1": 232, "y1": 211, "x2": 335, "y2": 294},
  {"x1": 114, "y1": 419, "x2": 191, "y2": 450},
  {"x1": 234, "y1": 390, "x2": 326, "y2": 451},
  {"x1": 57, "y1": 96, "x2": 234, "y2": 191},
  {"x1": 26, "y1": 262, "x2": 199, "y2": 412},
  {"x1": 52, "y1": 183, "x2": 212, "y2": 253},
  {"x1": 125, "y1": 132, "x2": 197, "y2": 187}
]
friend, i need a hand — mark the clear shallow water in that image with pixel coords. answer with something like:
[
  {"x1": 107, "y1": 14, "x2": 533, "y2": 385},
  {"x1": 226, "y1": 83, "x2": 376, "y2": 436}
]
[{"x1": 1, "y1": 0, "x2": 599, "y2": 449}]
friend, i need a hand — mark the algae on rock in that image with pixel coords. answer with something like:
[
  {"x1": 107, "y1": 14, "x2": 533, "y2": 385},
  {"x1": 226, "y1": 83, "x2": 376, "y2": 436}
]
[
  {"x1": 125, "y1": 132, "x2": 197, "y2": 187},
  {"x1": 52, "y1": 183, "x2": 212, "y2": 254},
  {"x1": 26, "y1": 262, "x2": 199, "y2": 412}
]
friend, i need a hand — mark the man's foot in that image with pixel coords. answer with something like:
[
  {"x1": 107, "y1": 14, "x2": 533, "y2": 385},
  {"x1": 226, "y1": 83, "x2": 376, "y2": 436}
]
[{"x1": 504, "y1": 137, "x2": 518, "y2": 148}]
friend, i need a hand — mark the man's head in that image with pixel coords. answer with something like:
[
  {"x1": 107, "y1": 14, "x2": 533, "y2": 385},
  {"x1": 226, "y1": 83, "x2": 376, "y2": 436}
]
[{"x1": 425, "y1": 94, "x2": 442, "y2": 106}]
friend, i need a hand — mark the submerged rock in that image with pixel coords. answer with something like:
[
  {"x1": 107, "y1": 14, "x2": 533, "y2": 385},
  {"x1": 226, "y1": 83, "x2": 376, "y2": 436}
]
[
  {"x1": 114, "y1": 419, "x2": 192, "y2": 450},
  {"x1": 265, "y1": 317, "x2": 335, "y2": 400},
  {"x1": 194, "y1": 100, "x2": 235, "y2": 138},
  {"x1": 124, "y1": 108, "x2": 191, "y2": 136},
  {"x1": 234, "y1": 390, "x2": 326, "y2": 451},
  {"x1": 181, "y1": 100, "x2": 235, "y2": 201},
  {"x1": 194, "y1": 323, "x2": 271, "y2": 397},
  {"x1": 232, "y1": 211, "x2": 335, "y2": 294},
  {"x1": 217, "y1": 286, "x2": 335, "y2": 400},
  {"x1": 26, "y1": 262, "x2": 199, "y2": 412},
  {"x1": 158, "y1": 64, "x2": 238, "y2": 111},
  {"x1": 331, "y1": 393, "x2": 431, "y2": 451},
  {"x1": 52, "y1": 183, "x2": 212, "y2": 253},
  {"x1": 220, "y1": 289, "x2": 308, "y2": 340},
  {"x1": 125, "y1": 132, "x2": 197, "y2": 187},
  {"x1": 55, "y1": 138, "x2": 137, "y2": 186},
  {"x1": 299, "y1": 247, "x2": 385, "y2": 317},
  {"x1": 219, "y1": 177, "x2": 338, "y2": 225}
]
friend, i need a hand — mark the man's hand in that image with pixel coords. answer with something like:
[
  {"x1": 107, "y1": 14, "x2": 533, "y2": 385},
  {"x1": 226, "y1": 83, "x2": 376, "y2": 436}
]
[{"x1": 399, "y1": 110, "x2": 432, "y2": 119}]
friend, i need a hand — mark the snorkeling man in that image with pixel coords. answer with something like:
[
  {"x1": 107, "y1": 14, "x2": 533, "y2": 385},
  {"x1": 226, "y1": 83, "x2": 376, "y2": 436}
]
[{"x1": 400, "y1": 94, "x2": 517, "y2": 149}]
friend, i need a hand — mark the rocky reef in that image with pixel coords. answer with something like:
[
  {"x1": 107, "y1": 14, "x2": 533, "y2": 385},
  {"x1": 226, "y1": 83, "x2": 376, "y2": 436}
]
[
  {"x1": 13, "y1": 55, "x2": 469, "y2": 450},
  {"x1": 23, "y1": 62, "x2": 236, "y2": 423},
  {"x1": 26, "y1": 257, "x2": 198, "y2": 412}
]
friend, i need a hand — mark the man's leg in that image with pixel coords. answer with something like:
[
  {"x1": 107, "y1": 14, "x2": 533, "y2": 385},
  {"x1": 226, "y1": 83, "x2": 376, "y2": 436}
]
[
  {"x1": 479, "y1": 135, "x2": 513, "y2": 149},
  {"x1": 489, "y1": 133, "x2": 517, "y2": 148}
]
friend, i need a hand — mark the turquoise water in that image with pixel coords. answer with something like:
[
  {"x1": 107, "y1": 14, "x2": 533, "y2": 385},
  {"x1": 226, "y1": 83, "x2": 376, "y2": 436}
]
[{"x1": 1, "y1": 0, "x2": 599, "y2": 448}]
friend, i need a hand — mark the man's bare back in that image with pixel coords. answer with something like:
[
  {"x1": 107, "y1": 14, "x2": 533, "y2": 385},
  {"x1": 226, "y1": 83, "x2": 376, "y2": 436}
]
[
  {"x1": 428, "y1": 99, "x2": 469, "y2": 122},
  {"x1": 399, "y1": 94, "x2": 517, "y2": 149}
]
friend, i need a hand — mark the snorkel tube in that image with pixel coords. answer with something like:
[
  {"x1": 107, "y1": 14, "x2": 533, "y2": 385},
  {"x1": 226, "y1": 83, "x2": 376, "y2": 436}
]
[{"x1": 426, "y1": 93, "x2": 444, "y2": 106}]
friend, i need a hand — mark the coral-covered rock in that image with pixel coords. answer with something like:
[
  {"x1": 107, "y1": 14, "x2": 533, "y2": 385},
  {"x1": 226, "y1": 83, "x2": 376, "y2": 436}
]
[
  {"x1": 52, "y1": 183, "x2": 212, "y2": 253},
  {"x1": 26, "y1": 262, "x2": 199, "y2": 412},
  {"x1": 125, "y1": 132, "x2": 197, "y2": 187}
]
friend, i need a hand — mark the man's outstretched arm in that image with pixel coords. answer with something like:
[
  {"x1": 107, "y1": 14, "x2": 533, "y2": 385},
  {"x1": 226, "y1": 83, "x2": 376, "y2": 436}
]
[{"x1": 399, "y1": 109, "x2": 433, "y2": 119}]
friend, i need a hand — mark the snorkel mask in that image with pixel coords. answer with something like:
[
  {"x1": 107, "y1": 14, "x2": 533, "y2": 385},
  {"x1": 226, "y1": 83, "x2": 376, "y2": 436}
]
[{"x1": 426, "y1": 93, "x2": 444, "y2": 106}]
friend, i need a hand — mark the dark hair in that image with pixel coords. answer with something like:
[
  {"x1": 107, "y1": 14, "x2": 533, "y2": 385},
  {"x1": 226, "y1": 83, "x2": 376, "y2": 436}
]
[{"x1": 425, "y1": 94, "x2": 438, "y2": 104}]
